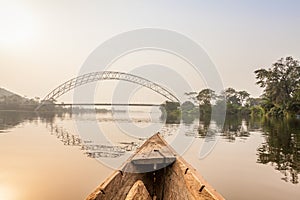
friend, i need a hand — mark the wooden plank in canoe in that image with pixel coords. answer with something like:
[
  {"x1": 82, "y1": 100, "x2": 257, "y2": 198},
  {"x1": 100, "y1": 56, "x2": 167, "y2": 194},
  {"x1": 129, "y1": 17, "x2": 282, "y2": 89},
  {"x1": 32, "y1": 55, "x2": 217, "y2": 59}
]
[{"x1": 131, "y1": 134, "x2": 176, "y2": 166}]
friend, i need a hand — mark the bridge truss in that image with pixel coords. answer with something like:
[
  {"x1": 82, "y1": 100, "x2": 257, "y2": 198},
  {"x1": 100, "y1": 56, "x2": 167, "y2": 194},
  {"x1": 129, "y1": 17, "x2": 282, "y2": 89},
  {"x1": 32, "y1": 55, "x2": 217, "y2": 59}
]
[{"x1": 36, "y1": 71, "x2": 179, "y2": 110}]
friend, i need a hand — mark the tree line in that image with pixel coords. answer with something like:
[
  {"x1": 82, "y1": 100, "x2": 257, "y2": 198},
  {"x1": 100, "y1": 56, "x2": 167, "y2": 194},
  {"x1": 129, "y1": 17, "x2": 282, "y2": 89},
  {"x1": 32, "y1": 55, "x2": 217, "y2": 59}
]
[
  {"x1": 162, "y1": 56, "x2": 300, "y2": 120},
  {"x1": 196, "y1": 56, "x2": 300, "y2": 117},
  {"x1": 195, "y1": 56, "x2": 299, "y2": 117}
]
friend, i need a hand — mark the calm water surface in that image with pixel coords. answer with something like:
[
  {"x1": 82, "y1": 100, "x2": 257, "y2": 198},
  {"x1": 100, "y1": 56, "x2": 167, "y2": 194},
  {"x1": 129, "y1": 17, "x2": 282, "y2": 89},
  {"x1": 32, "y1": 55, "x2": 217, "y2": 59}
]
[{"x1": 0, "y1": 110, "x2": 299, "y2": 200}]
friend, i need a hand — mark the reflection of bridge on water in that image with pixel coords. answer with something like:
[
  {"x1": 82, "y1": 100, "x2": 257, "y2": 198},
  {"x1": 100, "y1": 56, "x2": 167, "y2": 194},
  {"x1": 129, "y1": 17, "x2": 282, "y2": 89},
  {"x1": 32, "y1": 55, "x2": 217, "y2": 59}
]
[
  {"x1": 35, "y1": 71, "x2": 182, "y2": 158},
  {"x1": 48, "y1": 121, "x2": 183, "y2": 159},
  {"x1": 49, "y1": 124, "x2": 141, "y2": 158}
]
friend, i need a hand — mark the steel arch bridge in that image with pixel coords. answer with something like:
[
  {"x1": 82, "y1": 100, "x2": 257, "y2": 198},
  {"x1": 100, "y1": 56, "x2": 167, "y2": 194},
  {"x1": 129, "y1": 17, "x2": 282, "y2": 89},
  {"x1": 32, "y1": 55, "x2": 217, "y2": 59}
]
[{"x1": 35, "y1": 71, "x2": 179, "y2": 110}]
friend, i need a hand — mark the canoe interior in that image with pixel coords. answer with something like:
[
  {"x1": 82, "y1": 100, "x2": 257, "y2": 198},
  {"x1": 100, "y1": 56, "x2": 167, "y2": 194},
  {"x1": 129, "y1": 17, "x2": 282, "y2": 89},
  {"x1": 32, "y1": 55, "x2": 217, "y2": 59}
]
[{"x1": 86, "y1": 134, "x2": 224, "y2": 200}]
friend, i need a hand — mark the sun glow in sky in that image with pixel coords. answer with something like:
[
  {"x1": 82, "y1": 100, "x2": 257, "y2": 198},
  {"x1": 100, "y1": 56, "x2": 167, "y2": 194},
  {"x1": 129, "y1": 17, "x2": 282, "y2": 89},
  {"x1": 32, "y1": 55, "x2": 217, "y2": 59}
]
[
  {"x1": 0, "y1": 0, "x2": 300, "y2": 100},
  {"x1": 0, "y1": 2, "x2": 36, "y2": 47},
  {"x1": 0, "y1": 184, "x2": 15, "y2": 200}
]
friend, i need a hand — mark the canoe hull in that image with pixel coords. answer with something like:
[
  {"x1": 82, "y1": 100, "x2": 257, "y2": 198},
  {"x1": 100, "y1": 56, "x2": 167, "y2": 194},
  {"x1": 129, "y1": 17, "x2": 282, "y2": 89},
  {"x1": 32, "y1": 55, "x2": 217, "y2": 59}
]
[{"x1": 86, "y1": 133, "x2": 225, "y2": 200}]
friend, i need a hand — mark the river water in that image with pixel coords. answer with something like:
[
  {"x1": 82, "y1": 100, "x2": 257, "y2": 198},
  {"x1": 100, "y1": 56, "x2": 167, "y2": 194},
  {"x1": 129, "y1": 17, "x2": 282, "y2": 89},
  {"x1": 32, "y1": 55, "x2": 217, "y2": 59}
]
[{"x1": 0, "y1": 110, "x2": 299, "y2": 200}]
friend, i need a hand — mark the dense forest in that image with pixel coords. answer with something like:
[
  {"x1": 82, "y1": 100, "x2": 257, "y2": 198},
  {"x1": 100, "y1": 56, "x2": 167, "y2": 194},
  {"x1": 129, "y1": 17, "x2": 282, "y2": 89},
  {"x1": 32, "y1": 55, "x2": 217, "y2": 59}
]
[{"x1": 161, "y1": 56, "x2": 300, "y2": 121}]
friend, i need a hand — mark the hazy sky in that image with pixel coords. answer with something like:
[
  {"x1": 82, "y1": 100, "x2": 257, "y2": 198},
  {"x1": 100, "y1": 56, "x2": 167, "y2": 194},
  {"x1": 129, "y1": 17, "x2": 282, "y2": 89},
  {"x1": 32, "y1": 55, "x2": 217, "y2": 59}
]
[{"x1": 1, "y1": 0, "x2": 300, "y2": 102}]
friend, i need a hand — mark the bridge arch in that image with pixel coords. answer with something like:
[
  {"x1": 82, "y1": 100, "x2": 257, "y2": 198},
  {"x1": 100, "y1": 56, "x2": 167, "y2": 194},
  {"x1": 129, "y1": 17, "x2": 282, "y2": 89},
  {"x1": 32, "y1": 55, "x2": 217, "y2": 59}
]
[{"x1": 36, "y1": 71, "x2": 179, "y2": 110}]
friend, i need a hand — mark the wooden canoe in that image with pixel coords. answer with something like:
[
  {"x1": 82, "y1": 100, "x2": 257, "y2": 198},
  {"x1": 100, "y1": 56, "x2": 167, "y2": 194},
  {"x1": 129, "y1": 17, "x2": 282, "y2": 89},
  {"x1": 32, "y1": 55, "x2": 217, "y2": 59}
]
[{"x1": 86, "y1": 133, "x2": 225, "y2": 200}]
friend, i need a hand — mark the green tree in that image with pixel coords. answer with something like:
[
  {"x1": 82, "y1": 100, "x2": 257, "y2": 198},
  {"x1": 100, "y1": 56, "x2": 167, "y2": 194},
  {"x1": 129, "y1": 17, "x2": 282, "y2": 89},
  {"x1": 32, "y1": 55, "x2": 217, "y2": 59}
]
[
  {"x1": 222, "y1": 88, "x2": 240, "y2": 106},
  {"x1": 237, "y1": 90, "x2": 250, "y2": 106},
  {"x1": 197, "y1": 89, "x2": 216, "y2": 115},
  {"x1": 220, "y1": 88, "x2": 252, "y2": 115},
  {"x1": 255, "y1": 56, "x2": 300, "y2": 116},
  {"x1": 197, "y1": 89, "x2": 216, "y2": 105},
  {"x1": 221, "y1": 88, "x2": 240, "y2": 114},
  {"x1": 160, "y1": 101, "x2": 181, "y2": 124},
  {"x1": 246, "y1": 97, "x2": 261, "y2": 107}
]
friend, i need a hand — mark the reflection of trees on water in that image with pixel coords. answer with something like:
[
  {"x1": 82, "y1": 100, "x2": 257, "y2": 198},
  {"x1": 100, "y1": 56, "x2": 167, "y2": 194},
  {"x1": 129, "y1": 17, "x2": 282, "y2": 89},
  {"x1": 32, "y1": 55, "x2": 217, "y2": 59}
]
[
  {"x1": 0, "y1": 111, "x2": 37, "y2": 131},
  {"x1": 257, "y1": 118, "x2": 300, "y2": 184},
  {"x1": 195, "y1": 115, "x2": 266, "y2": 141},
  {"x1": 3, "y1": 111, "x2": 300, "y2": 184},
  {"x1": 0, "y1": 111, "x2": 67, "y2": 131},
  {"x1": 195, "y1": 115, "x2": 250, "y2": 141},
  {"x1": 220, "y1": 116, "x2": 250, "y2": 142},
  {"x1": 38, "y1": 112, "x2": 56, "y2": 124},
  {"x1": 197, "y1": 115, "x2": 211, "y2": 138},
  {"x1": 195, "y1": 115, "x2": 300, "y2": 184},
  {"x1": 48, "y1": 124, "x2": 139, "y2": 158}
]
